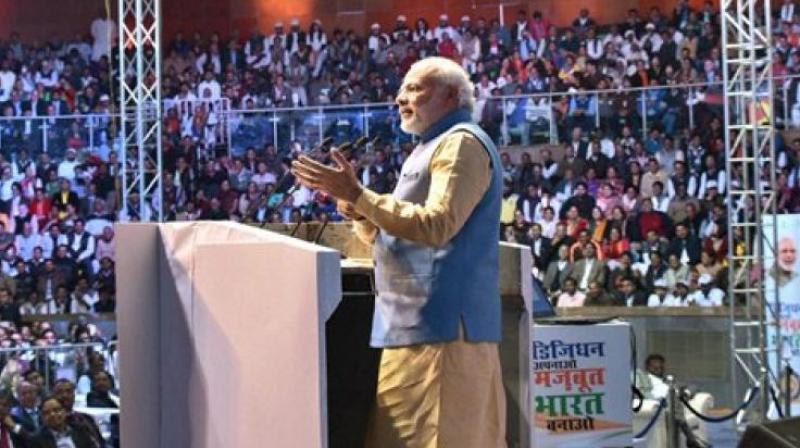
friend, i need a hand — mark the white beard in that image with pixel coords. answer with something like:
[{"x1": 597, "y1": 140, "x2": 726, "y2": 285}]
[{"x1": 399, "y1": 114, "x2": 425, "y2": 135}]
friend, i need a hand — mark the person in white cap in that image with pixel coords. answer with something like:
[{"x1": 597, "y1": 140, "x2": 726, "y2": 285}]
[
  {"x1": 96, "y1": 94, "x2": 113, "y2": 118},
  {"x1": 286, "y1": 18, "x2": 306, "y2": 54},
  {"x1": 393, "y1": 15, "x2": 411, "y2": 41},
  {"x1": 647, "y1": 279, "x2": 678, "y2": 306},
  {"x1": 689, "y1": 274, "x2": 724, "y2": 306},
  {"x1": 459, "y1": 15, "x2": 472, "y2": 36},
  {"x1": 434, "y1": 14, "x2": 459, "y2": 42},
  {"x1": 697, "y1": 155, "x2": 726, "y2": 198},
  {"x1": 58, "y1": 149, "x2": 81, "y2": 181},
  {"x1": 368, "y1": 23, "x2": 383, "y2": 53},
  {"x1": 641, "y1": 22, "x2": 663, "y2": 54},
  {"x1": 307, "y1": 19, "x2": 327, "y2": 54},
  {"x1": 621, "y1": 29, "x2": 641, "y2": 60},
  {"x1": 267, "y1": 21, "x2": 286, "y2": 53},
  {"x1": 671, "y1": 281, "x2": 692, "y2": 306}
]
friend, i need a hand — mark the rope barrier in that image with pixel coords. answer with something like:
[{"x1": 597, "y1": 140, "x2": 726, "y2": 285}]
[
  {"x1": 680, "y1": 387, "x2": 760, "y2": 423},
  {"x1": 769, "y1": 386, "x2": 785, "y2": 419},
  {"x1": 632, "y1": 398, "x2": 667, "y2": 441},
  {"x1": 632, "y1": 386, "x2": 645, "y2": 413}
]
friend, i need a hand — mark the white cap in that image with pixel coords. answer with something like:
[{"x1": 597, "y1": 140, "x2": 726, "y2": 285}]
[
  {"x1": 654, "y1": 279, "x2": 668, "y2": 289},
  {"x1": 99, "y1": 94, "x2": 110, "y2": 101},
  {"x1": 462, "y1": 15, "x2": 471, "y2": 22},
  {"x1": 66, "y1": 147, "x2": 77, "y2": 154},
  {"x1": 275, "y1": 21, "x2": 284, "y2": 28},
  {"x1": 313, "y1": 18, "x2": 322, "y2": 25},
  {"x1": 706, "y1": 180, "x2": 718, "y2": 189},
  {"x1": 440, "y1": 14, "x2": 449, "y2": 21},
  {"x1": 625, "y1": 29, "x2": 635, "y2": 38},
  {"x1": 397, "y1": 15, "x2": 407, "y2": 22},
  {"x1": 646, "y1": 22, "x2": 656, "y2": 30},
  {"x1": 371, "y1": 23, "x2": 381, "y2": 30},
  {"x1": 699, "y1": 274, "x2": 713, "y2": 286},
  {"x1": 290, "y1": 18, "x2": 300, "y2": 26}
]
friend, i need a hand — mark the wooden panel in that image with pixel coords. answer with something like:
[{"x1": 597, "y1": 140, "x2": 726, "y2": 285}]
[
  {"x1": 1, "y1": 0, "x2": 703, "y2": 43},
  {"x1": 338, "y1": 0, "x2": 365, "y2": 13}
]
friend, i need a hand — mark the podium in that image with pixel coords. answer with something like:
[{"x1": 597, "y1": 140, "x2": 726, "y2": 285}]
[{"x1": 116, "y1": 221, "x2": 533, "y2": 448}]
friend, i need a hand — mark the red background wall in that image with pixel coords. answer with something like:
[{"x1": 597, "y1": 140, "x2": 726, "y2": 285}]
[{"x1": 0, "y1": 0, "x2": 719, "y2": 43}]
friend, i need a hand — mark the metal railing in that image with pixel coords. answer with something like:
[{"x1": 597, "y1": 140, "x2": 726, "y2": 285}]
[
  {"x1": 0, "y1": 74, "x2": 798, "y2": 159},
  {"x1": 162, "y1": 98, "x2": 232, "y2": 157},
  {"x1": 0, "y1": 341, "x2": 115, "y2": 396}
]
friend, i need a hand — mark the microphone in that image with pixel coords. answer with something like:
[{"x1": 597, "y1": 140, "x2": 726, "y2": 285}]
[
  {"x1": 328, "y1": 140, "x2": 355, "y2": 156},
  {"x1": 275, "y1": 137, "x2": 334, "y2": 194},
  {"x1": 344, "y1": 136, "x2": 381, "y2": 160},
  {"x1": 338, "y1": 136, "x2": 367, "y2": 158},
  {"x1": 283, "y1": 140, "x2": 355, "y2": 198},
  {"x1": 307, "y1": 136, "x2": 333, "y2": 157},
  {"x1": 328, "y1": 137, "x2": 366, "y2": 157}
]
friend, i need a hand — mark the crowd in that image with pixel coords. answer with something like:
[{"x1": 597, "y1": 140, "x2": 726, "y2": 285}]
[{"x1": 0, "y1": 2, "x2": 798, "y2": 329}]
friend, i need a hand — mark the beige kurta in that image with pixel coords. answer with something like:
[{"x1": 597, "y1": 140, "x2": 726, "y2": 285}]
[{"x1": 351, "y1": 130, "x2": 506, "y2": 447}]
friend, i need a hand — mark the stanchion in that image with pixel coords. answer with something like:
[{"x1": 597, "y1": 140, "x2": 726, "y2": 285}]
[
  {"x1": 785, "y1": 365, "x2": 794, "y2": 418},
  {"x1": 665, "y1": 375, "x2": 680, "y2": 448}
]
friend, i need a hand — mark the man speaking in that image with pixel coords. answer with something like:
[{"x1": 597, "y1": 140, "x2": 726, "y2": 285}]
[{"x1": 292, "y1": 56, "x2": 505, "y2": 447}]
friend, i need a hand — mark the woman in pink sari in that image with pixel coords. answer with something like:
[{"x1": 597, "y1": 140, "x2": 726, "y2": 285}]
[{"x1": 596, "y1": 183, "x2": 620, "y2": 218}]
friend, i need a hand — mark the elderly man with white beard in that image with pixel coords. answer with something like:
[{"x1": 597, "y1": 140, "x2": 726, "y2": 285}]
[
  {"x1": 292, "y1": 56, "x2": 506, "y2": 447},
  {"x1": 769, "y1": 237, "x2": 799, "y2": 289}
]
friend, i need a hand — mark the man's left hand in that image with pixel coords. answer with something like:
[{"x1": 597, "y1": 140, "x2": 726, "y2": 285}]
[{"x1": 291, "y1": 149, "x2": 363, "y2": 203}]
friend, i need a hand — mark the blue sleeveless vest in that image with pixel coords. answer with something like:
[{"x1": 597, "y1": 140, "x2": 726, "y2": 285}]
[{"x1": 370, "y1": 109, "x2": 503, "y2": 347}]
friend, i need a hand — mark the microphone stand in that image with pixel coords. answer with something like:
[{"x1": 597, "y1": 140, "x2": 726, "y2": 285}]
[
  {"x1": 312, "y1": 214, "x2": 330, "y2": 245},
  {"x1": 289, "y1": 216, "x2": 304, "y2": 237}
]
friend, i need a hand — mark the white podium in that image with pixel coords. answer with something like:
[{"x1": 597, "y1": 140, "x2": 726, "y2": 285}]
[{"x1": 116, "y1": 222, "x2": 341, "y2": 448}]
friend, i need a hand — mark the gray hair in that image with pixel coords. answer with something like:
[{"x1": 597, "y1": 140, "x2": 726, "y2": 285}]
[{"x1": 406, "y1": 56, "x2": 475, "y2": 113}]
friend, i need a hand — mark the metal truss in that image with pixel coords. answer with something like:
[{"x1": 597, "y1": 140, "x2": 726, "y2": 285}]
[
  {"x1": 721, "y1": 0, "x2": 782, "y2": 421},
  {"x1": 118, "y1": 0, "x2": 162, "y2": 221}
]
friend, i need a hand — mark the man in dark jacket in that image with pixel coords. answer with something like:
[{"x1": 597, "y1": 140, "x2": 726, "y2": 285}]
[
  {"x1": 51, "y1": 380, "x2": 105, "y2": 448},
  {"x1": 560, "y1": 182, "x2": 596, "y2": 220},
  {"x1": 32, "y1": 397, "x2": 95, "y2": 448},
  {"x1": 617, "y1": 276, "x2": 648, "y2": 306},
  {"x1": 667, "y1": 222, "x2": 702, "y2": 265}
]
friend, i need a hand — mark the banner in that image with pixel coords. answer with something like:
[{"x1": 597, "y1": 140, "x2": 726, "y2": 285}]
[
  {"x1": 764, "y1": 214, "x2": 800, "y2": 415},
  {"x1": 531, "y1": 322, "x2": 632, "y2": 447}
]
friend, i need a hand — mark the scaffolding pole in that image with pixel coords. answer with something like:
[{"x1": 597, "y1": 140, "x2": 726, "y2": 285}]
[
  {"x1": 118, "y1": 0, "x2": 162, "y2": 221},
  {"x1": 721, "y1": 0, "x2": 782, "y2": 422}
]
